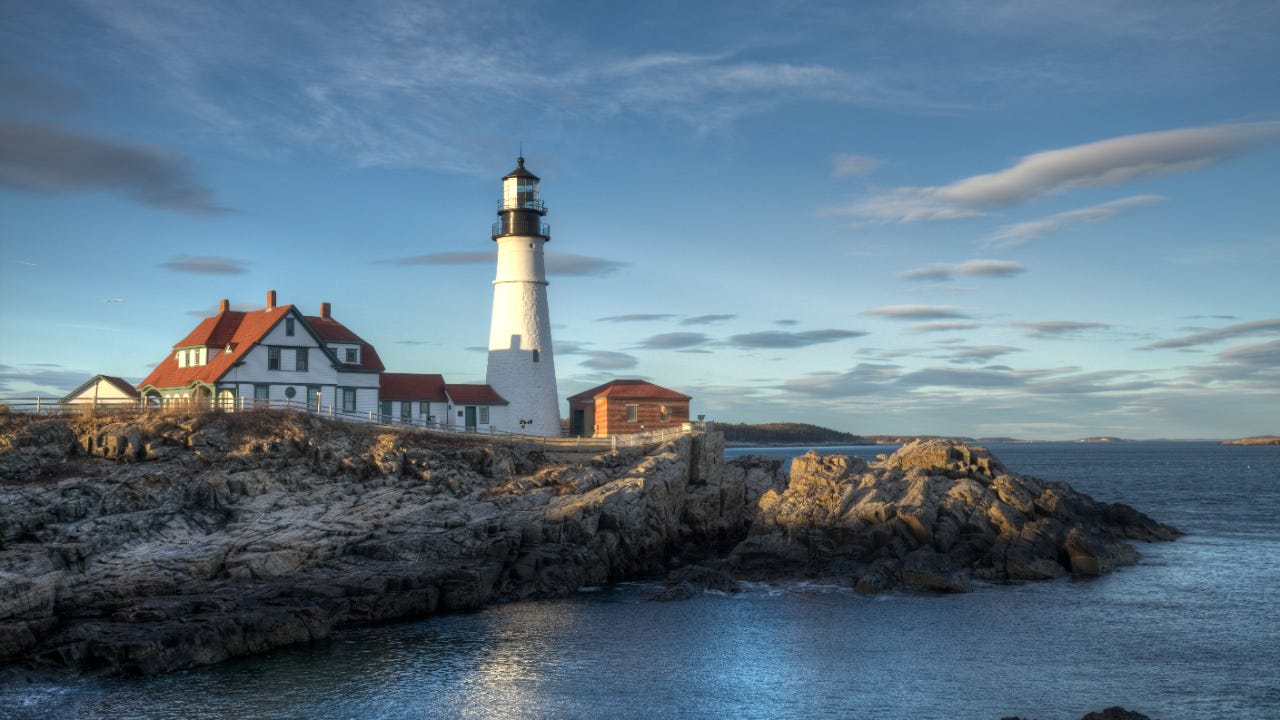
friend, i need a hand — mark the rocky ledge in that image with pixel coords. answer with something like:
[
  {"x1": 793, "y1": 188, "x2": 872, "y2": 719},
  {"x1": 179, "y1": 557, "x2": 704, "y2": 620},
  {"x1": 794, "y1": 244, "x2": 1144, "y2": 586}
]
[
  {"x1": 0, "y1": 412, "x2": 1177, "y2": 676},
  {"x1": 723, "y1": 441, "x2": 1178, "y2": 594}
]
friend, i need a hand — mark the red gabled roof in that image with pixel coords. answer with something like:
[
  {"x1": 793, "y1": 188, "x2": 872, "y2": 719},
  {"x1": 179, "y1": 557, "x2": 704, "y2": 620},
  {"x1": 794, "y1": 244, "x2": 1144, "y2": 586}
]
[
  {"x1": 380, "y1": 373, "x2": 446, "y2": 401},
  {"x1": 305, "y1": 315, "x2": 385, "y2": 372},
  {"x1": 138, "y1": 305, "x2": 296, "y2": 391},
  {"x1": 567, "y1": 379, "x2": 691, "y2": 403},
  {"x1": 445, "y1": 384, "x2": 508, "y2": 405}
]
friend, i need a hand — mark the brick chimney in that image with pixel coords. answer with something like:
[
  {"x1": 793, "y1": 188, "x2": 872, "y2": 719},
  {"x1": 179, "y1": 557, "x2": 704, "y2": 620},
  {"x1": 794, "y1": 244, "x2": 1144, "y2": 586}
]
[
  {"x1": 266, "y1": 290, "x2": 277, "y2": 310},
  {"x1": 320, "y1": 302, "x2": 331, "y2": 319},
  {"x1": 219, "y1": 299, "x2": 229, "y2": 313}
]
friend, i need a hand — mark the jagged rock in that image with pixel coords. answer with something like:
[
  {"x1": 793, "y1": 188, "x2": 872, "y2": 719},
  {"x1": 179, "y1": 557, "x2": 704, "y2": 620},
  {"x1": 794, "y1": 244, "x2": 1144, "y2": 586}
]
[
  {"x1": 652, "y1": 564, "x2": 740, "y2": 601},
  {"x1": 727, "y1": 439, "x2": 1178, "y2": 593}
]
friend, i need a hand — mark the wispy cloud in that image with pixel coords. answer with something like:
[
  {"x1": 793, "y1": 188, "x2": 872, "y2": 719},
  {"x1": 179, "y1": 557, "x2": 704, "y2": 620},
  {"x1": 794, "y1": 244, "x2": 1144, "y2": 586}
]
[
  {"x1": 598, "y1": 313, "x2": 678, "y2": 323},
  {"x1": 0, "y1": 117, "x2": 228, "y2": 215},
  {"x1": 944, "y1": 345, "x2": 1023, "y2": 364},
  {"x1": 1014, "y1": 321, "x2": 1111, "y2": 338},
  {"x1": 834, "y1": 122, "x2": 1280, "y2": 222},
  {"x1": 681, "y1": 314, "x2": 736, "y2": 326},
  {"x1": 158, "y1": 254, "x2": 249, "y2": 274},
  {"x1": 987, "y1": 195, "x2": 1164, "y2": 247},
  {"x1": 864, "y1": 305, "x2": 972, "y2": 320},
  {"x1": 1143, "y1": 318, "x2": 1280, "y2": 349},
  {"x1": 831, "y1": 153, "x2": 881, "y2": 178},
  {"x1": 392, "y1": 251, "x2": 625, "y2": 276},
  {"x1": 638, "y1": 332, "x2": 710, "y2": 350},
  {"x1": 579, "y1": 350, "x2": 639, "y2": 370},
  {"x1": 897, "y1": 259, "x2": 1024, "y2": 281},
  {"x1": 908, "y1": 321, "x2": 983, "y2": 334},
  {"x1": 546, "y1": 253, "x2": 628, "y2": 276},
  {"x1": 726, "y1": 329, "x2": 866, "y2": 349}
]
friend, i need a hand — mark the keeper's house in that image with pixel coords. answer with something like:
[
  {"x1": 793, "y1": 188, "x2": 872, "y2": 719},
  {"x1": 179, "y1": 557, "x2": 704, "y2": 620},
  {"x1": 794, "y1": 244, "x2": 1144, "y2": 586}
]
[
  {"x1": 567, "y1": 379, "x2": 691, "y2": 437},
  {"x1": 137, "y1": 291, "x2": 506, "y2": 431}
]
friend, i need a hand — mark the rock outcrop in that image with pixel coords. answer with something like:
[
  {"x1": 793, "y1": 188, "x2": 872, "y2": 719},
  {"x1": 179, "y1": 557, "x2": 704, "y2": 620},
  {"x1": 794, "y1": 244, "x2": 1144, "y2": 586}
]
[
  {"x1": 0, "y1": 411, "x2": 764, "y2": 676},
  {"x1": 1, "y1": 415, "x2": 1178, "y2": 677},
  {"x1": 728, "y1": 440, "x2": 1179, "y2": 592}
]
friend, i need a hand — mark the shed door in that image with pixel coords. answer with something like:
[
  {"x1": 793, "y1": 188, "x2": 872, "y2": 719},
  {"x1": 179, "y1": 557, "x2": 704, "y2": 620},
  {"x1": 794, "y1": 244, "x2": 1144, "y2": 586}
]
[{"x1": 465, "y1": 406, "x2": 477, "y2": 430}]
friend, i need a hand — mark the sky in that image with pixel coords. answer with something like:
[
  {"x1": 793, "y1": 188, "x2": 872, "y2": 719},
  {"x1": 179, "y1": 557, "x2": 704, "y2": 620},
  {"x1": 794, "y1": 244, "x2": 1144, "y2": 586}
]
[{"x1": 1, "y1": 0, "x2": 1278, "y2": 440}]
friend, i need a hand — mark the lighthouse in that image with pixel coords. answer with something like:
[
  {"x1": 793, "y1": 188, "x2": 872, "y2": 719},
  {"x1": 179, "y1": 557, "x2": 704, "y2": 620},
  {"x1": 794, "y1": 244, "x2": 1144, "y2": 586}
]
[{"x1": 485, "y1": 157, "x2": 561, "y2": 436}]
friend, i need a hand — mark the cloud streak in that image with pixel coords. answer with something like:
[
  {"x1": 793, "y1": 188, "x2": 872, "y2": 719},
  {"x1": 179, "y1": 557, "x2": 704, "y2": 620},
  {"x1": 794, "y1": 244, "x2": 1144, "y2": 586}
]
[
  {"x1": 726, "y1": 329, "x2": 867, "y2": 349},
  {"x1": 864, "y1": 305, "x2": 971, "y2": 321},
  {"x1": 639, "y1": 332, "x2": 710, "y2": 350},
  {"x1": 838, "y1": 122, "x2": 1280, "y2": 222},
  {"x1": 988, "y1": 195, "x2": 1165, "y2": 247},
  {"x1": 1015, "y1": 321, "x2": 1111, "y2": 338},
  {"x1": 897, "y1": 259, "x2": 1025, "y2": 281},
  {"x1": 158, "y1": 254, "x2": 249, "y2": 275},
  {"x1": 0, "y1": 117, "x2": 228, "y2": 215},
  {"x1": 394, "y1": 251, "x2": 626, "y2": 276},
  {"x1": 1143, "y1": 318, "x2": 1280, "y2": 349}
]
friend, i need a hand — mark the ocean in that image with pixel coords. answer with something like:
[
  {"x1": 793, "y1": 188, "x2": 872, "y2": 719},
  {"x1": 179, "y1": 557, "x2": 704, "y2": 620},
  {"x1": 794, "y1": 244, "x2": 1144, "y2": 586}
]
[{"x1": 3, "y1": 442, "x2": 1278, "y2": 719}]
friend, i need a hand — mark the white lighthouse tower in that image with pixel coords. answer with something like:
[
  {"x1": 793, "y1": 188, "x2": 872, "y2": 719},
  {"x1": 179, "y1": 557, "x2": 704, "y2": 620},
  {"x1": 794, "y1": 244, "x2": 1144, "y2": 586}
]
[{"x1": 485, "y1": 157, "x2": 561, "y2": 436}]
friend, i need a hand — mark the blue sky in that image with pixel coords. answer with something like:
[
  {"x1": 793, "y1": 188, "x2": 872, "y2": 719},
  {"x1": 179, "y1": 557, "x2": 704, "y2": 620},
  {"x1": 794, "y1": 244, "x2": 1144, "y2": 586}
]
[{"x1": 1, "y1": 0, "x2": 1277, "y2": 439}]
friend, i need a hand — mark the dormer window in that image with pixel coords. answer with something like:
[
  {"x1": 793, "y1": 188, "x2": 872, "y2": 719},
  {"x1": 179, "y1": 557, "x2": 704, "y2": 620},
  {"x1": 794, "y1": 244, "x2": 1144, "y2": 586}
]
[{"x1": 345, "y1": 348, "x2": 357, "y2": 364}]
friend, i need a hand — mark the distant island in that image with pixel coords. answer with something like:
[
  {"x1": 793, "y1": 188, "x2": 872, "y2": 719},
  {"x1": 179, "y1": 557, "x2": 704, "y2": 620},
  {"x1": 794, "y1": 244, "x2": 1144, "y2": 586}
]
[
  {"x1": 1075, "y1": 436, "x2": 1133, "y2": 443},
  {"x1": 1220, "y1": 436, "x2": 1280, "y2": 446},
  {"x1": 717, "y1": 422, "x2": 869, "y2": 446},
  {"x1": 716, "y1": 422, "x2": 1034, "y2": 446}
]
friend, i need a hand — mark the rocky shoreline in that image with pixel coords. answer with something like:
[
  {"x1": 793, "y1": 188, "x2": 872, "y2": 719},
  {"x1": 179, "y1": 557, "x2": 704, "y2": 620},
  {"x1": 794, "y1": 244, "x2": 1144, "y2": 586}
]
[{"x1": 0, "y1": 410, "x2": 1178, "y2": 677}]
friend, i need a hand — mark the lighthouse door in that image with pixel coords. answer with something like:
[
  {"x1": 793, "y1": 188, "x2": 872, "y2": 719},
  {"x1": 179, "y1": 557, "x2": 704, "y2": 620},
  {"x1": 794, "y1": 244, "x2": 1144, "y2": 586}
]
[{"x1": 465, "y1": 406, "x2": 477, "y2": 431}]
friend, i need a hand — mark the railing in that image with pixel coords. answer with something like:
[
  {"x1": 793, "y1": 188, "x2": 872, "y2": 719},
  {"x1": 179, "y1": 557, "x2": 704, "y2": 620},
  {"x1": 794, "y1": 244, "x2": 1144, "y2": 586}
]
[
  {"x1": 0, "y1": 396, "x2": 704, "y2": 453},
  {"x1": 491, "y1": 221, "x2": 551, "y2": 239},
  {"x1": 497, "y1": 199, "x2": 545, "y2": 212}
]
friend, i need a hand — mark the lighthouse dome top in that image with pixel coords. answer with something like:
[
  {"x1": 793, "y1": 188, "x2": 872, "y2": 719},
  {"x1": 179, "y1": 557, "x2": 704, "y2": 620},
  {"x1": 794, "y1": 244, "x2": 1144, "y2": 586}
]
[{"x1": 503, "y1": 156, "x2": 540, "y2": 182}]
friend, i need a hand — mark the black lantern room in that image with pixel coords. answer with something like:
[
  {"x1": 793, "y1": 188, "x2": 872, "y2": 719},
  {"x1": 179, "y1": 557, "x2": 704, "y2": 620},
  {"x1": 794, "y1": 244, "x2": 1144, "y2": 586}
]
[{"x1": 492, "y1": 157, "x2": 550, "y2": 241}]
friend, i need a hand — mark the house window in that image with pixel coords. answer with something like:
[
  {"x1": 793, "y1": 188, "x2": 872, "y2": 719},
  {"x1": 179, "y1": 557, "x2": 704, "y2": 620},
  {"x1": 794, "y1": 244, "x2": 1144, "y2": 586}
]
[
  {"x1": 254, "y1": 385, "x2": 269, "y2": 402},
  {"x1": 341, "y1": 388, "x2": 356, "y2": 413},
  {"x1": 419, "y1": 401, "x2": 428, "y2": 415},
  {"x1": 626, "y1": 404, "x2": 638, "y2": 422},
  {"x1": 284, "y1": 386, "x2": 296, "y2": 399},
  {"x1": 285, "y1": 317, "x2": 295, "y2": 336},
  {"x1": 307, "y1": 385, "x2": 321, "y2": 411},
  {"x1": 268, "y1": 346, "x2": 281, "y2": 370},
  {"x1": 479, "y1": 406, "x2": 489, "y2": 424},
  {"x1": 401, "y1": 402, "x2": 412, "y2": 422},
  {"x1": 295, "y1": 347, "x2": 308, "y2": 372},
  {"x1": 532, "y1": 349, "x2": 539, "y2": 363},
  {"x1": 176, "y1": 351, "x2": 185, "y2": 368},
  {"x1": 660, "y1": 405, "x2": 671, "y2": 422},
  {"x1": 345, "y1": 348, "x2": 357, "y2": 363}
]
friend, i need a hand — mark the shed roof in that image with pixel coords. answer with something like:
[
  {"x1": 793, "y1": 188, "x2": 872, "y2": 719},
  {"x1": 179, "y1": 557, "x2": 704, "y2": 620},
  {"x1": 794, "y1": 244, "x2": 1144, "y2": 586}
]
[{"x1": 566, "y1": 379, "x2": 691, "y2": 403}]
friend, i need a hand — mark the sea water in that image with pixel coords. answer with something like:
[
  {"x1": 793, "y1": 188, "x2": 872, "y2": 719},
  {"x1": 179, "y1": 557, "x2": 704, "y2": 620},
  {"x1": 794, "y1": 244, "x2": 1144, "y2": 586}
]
[{"x1": 3, "y1": 442, "x2": 1278, "y2": 719}]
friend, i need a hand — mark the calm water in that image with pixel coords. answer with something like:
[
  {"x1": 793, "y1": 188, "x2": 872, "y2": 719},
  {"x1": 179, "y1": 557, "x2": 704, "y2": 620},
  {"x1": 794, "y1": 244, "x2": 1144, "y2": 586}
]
[{"x1": 4, "y1": 442, "x2": 1278, "y2": 719}]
